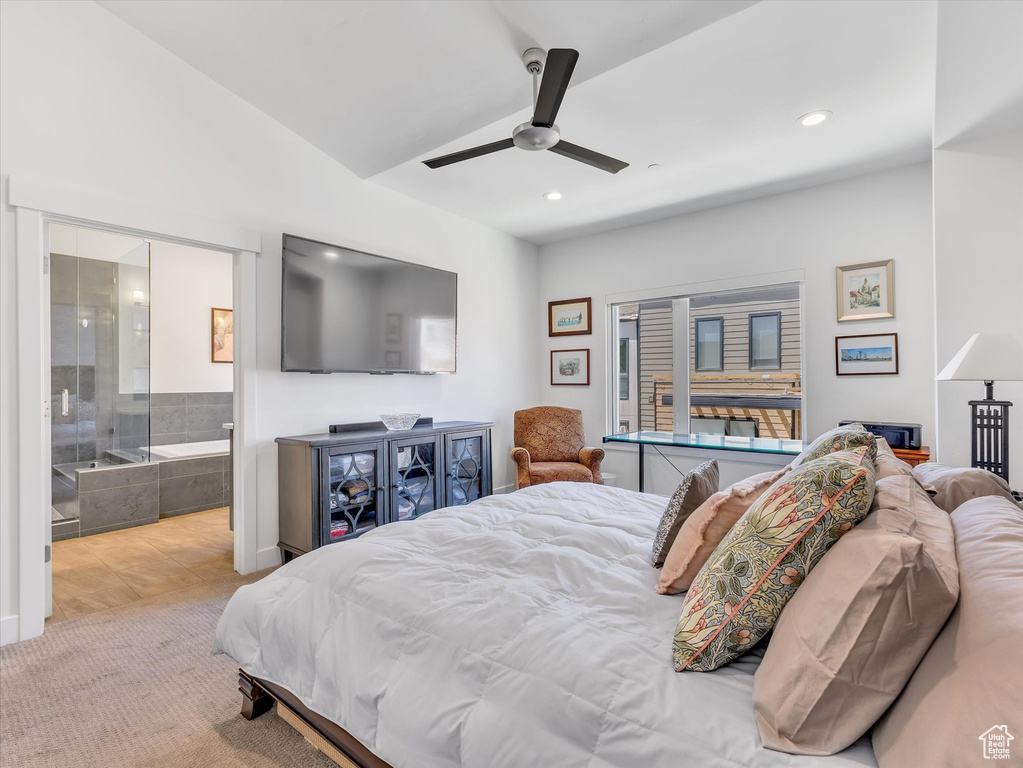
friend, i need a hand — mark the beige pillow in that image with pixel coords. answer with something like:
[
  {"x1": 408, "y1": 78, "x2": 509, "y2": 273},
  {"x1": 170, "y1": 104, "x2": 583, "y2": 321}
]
[
  {"x1": 651, "y1": 460, "x2": 719, "y2": 567},
  {"x1": 873, "y1": 496, "x2": 1023, "y2": 767},
  {"x1": 657, "y1": 467, "x2": 788, "y2": 595},
  {"x1": 753, "y1": 475, "x2": 958, "y2": 755},
  {"x1": 873, "y1": 438, "x2": 915, "y2": 480},
  {"x1": 912, "y1": 462, "x2": 1018, "y2": 513}
]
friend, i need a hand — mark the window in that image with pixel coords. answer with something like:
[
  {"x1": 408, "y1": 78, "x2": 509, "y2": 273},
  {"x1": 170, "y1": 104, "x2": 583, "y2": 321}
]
[
  {"x1": 618, "y1": 338, "x2": 629, "y2": 400},
  {"x1": 749, "y1": 312, "x2": 782, "y2": 369},
  {"x1": 695, "y1": 317, "x2": 724, "y2": 371},
  {"x1": 612, "y1": 284, "x2": 802, "y2": 440}
]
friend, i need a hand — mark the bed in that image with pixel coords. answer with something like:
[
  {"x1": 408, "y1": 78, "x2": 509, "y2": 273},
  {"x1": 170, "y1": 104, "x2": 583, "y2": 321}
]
[{"x1": 214, "y1": 482, "x2": 877, "y2": 767}]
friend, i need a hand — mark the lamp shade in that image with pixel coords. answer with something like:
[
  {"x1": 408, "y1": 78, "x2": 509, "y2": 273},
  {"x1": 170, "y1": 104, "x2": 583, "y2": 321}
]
[{"x1": 936, "y1": 332, "x2": 1023, "y2": 381}]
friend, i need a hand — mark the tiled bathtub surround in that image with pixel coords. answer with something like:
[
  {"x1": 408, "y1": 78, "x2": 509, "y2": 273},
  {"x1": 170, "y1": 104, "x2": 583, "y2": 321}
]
[
  {"x1": 159, "y1": 455, "x2": 231, "y2": 518},
  {"x1": 151, "y1": 392, "x2": 233, "y2": 446},
  {"x1": 68, "y1": 449, "x2": 230, "y2": 538},
  {"x1": 77, "y1": 462, "x2": 160, "y2": 537}
]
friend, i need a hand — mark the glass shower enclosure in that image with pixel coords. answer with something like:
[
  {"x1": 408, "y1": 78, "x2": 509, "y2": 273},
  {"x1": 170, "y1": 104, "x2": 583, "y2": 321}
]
[{"x1": 49, "y1": 223, "x2": 152, "y2": 541}]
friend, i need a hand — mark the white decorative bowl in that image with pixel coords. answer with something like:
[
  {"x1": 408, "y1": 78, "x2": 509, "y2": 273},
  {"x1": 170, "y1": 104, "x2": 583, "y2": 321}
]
[{"x1": 379, "y1": 413, "x2": 421, "y2": 431}]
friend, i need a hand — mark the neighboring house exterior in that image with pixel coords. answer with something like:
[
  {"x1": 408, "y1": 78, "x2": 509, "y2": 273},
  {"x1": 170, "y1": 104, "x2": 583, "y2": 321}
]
[{"x1": 621, "y1": 291, "x2": 802, "y2": 439}]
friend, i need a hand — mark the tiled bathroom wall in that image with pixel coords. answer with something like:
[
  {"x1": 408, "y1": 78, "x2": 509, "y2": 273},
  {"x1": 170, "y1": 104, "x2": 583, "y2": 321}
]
[{"x1": 151, "y1": 392, "x2": 233, "y2": 444}]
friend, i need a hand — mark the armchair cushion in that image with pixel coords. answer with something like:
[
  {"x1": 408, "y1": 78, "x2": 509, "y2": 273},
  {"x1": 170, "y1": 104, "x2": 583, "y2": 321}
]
[{"x1": 529, "y1": 462, "x2": 594, "y2": 485}]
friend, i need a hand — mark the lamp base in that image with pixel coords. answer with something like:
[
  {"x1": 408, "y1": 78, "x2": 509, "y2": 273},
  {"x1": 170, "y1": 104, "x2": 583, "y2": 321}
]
[{"x1": 969, "y1": 397, "x2": 1012, "y2": 482}]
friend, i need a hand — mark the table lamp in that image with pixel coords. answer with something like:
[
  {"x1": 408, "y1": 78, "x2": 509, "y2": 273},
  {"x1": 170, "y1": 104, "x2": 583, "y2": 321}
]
[{"x1": 937, "y1": 332, "x2": 1023, "y2": 482}]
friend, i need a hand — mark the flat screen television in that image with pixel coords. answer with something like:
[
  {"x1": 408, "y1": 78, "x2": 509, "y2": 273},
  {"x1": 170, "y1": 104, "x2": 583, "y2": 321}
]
[{"x1": 281, "y1": 234, "x2": 457, "y2": 374}]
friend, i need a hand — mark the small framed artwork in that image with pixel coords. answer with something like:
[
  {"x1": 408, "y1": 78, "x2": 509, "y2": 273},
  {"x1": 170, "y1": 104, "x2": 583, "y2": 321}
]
[
  {"x1": 551, "y1": 348, "x2": 590, "y2": 386},
  {"x1": 836, "y1": 259, "x2": 895, "y2": 321},
  {"x1": 386, "y1": 313, "x2": 402, "y2": 343},
  {"x1": 835, "y1": 333, "x2": 899, "y2": 376},
  {"x1": 211, "y1": 307, "x2": 233, "y2": 363},
  {"x1": 548, "y1": 297, "x2": 592, "y2": 337}
]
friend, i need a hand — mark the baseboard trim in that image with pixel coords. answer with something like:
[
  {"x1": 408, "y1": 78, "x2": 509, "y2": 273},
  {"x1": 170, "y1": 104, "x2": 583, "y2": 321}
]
[
  {"x1": 493, "y1": 484, "x2": 515, "y2": 495},
  {"x1": 256, "y1": 545, "x2": 283, "y2": 572},
  {"x1": 0, "y1": 615, "x2": 19, "y2": 646}
]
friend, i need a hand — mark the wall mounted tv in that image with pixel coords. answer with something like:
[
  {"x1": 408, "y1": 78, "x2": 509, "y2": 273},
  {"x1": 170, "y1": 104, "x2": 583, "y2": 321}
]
[{"x1": 281, "y1": 234, "x2": 457, "y2": 374}]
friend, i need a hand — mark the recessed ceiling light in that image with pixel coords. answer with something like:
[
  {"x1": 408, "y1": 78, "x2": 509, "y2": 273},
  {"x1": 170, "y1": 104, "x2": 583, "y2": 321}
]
[
  {"x1": 324, "y1": 250, "x2": 339, "y2": 259},
  {"x1": 798, "y1": 110, "x2": 832, "y2": 127},
  {"x1": 544, "y1": 191, "x2": 563, "y2": 201}
]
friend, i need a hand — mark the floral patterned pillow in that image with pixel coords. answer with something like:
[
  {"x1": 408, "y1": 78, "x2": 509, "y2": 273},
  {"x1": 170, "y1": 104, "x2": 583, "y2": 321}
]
[
  {"x1": 673, "y1": 448, "x2": 876, "y2": 672},
  {"x1": 794, "y1": 424, "x2": 877, "y2": 467},
  {"x1": 652, "y1": 460, "x2": 719, "y2": 567}
]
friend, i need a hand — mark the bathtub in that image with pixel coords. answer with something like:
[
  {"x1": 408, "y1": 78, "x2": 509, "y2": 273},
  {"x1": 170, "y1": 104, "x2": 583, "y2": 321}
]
[{"x1": 142, "y1": 439, "x2": 229, "y2": 460}]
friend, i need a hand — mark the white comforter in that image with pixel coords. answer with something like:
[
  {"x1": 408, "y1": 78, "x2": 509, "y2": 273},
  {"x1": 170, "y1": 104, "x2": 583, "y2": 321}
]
[{"x1": 214, "y1": 482, "x2": 877, "y2": 768}]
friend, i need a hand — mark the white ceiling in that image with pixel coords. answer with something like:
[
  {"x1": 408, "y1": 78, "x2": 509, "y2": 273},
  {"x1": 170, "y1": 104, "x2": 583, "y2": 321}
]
[{"x1": 98, "y1": 0, "x2": 937, "y2": 245}]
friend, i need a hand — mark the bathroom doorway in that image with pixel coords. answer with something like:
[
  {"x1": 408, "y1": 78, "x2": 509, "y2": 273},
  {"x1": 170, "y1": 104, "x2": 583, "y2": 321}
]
[{"x1": 47, "y1": 223, "x2": 236, "y2": 623}]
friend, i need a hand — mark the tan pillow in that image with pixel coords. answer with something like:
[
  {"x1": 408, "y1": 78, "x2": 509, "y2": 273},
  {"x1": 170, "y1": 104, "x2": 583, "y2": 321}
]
[
  {"x1": 651, "y1": 460, "x2": 719, "y2": 567},
  {"x1": 656, "y1": 467, "x2": 789, "y2": 595},
  {"x1": 753, "y1": 475, "x2": 958, "y2": 755},
  {"x1": 873, "y1": 438, "x2": 915, "y2": 480},
  {"x1": 873, "y1": 496, "x2": 1023, "y2": 767},
  {"x1": 912, "y1": 462, "x2": 1018, "y2": 513}
]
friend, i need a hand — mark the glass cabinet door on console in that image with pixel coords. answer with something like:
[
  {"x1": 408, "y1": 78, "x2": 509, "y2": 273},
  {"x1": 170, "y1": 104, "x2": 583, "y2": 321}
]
[
  {"x1": 389, "y1": 436, "x2": 441, "y2": 522},
  {"x1": 321, "y1": 441, "x2": 385, "y2": 544},
  {"x1": 444, "y1": 430, "x2": 492, "y2": 506}
]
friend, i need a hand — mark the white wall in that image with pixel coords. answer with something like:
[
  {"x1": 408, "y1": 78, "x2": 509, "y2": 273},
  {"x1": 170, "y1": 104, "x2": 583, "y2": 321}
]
[
  {"x1": 933, "y1": 1, "x2": 1023, "y2": 480},
  {"x1": 537, "y1": 163, "x2": 936, "y2": 494},
  {"x1": 0, "y1": 0, "x2": 539, "y2": 635},
  {"x1": 149, "y1": 241, "x2": 234, "y2": 393}
]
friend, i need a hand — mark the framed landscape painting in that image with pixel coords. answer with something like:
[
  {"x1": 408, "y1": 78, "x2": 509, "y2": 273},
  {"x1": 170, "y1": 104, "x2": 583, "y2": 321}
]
[
  {"x1": 835, "y1": 333, "x2": 898, "y2": 376},
  {"x1": 548, "y1": 297, "x2": 592, "y2": 337},
  {"x1": 835, "y1": 259, "x2": 895, "y2": 321},
  {"x1": 551, "y1": 349, "x2": 590, "y2": 386}
]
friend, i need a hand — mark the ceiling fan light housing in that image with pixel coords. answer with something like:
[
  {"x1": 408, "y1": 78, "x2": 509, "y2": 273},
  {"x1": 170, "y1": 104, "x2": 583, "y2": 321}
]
[
  {"x1": 512, "y1": 122, "x2": 560, "y2": 151},
  {"x1": 521, "y1": 47, "x2": 547, "y2": 75}
]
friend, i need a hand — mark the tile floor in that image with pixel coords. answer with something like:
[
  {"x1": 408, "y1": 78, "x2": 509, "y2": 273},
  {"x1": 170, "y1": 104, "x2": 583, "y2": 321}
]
[{"x1": 48, "y1": 507, "x2": 234, "y2": 624}]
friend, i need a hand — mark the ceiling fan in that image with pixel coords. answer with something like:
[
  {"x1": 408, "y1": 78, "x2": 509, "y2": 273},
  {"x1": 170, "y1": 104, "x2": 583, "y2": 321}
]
[{"x1": 422, "y1": 47, "x2": 629, "y2": 174}]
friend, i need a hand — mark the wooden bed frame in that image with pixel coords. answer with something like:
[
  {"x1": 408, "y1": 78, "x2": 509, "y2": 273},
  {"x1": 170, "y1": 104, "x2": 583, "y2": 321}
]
[{"x1": 239, "y1": 669, "x2": 393, "y2": 768}]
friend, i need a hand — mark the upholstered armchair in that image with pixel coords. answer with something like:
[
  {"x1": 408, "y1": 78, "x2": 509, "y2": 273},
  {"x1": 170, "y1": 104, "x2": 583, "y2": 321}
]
[{"x1": 511, "y1": 406, "x2": 604, "y2": 490}]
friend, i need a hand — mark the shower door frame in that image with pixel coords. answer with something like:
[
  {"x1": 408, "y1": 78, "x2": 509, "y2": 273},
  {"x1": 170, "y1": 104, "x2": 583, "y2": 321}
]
[{"x1": 9, "y1": 176, "x2": 261, "y2": 644}]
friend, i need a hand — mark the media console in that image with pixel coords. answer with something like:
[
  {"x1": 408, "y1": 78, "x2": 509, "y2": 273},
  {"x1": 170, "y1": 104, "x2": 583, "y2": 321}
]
[{"x1": 275, "y1": 420, "x2": 493, "y2": 562}]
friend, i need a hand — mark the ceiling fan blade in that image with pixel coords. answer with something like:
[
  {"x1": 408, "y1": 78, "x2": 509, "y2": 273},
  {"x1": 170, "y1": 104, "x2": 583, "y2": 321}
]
[
  {"x1": 548, "y1": 140, "x2": 629, "y2": 174},
  {"x1": 532, "y1": 48, "x2": 579, "y2": 128},
  {"x1": 423, "y1": 138, "x2": 515, "y2": 169}
]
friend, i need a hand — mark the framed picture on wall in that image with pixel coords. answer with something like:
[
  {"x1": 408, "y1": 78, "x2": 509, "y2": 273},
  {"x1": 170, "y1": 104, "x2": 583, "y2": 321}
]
[
  {"x1": 835, "y1": 259, "x2": 895, "y2": 321},
  {"x1": 211, "y1": 307, "x2": 233, "y2": 363},
  {"x1": 551, "y1": 349, "x2": 590, "y2": 386},
  {"x1": 835, "y1": 332, "x2": 899, "y2": 376},
  {"x1": 548, "y1": 297, "x2": 592, "y2": 337},
  {"x1": 386, "y1": 313, "x2": 402, "y2": 343}
]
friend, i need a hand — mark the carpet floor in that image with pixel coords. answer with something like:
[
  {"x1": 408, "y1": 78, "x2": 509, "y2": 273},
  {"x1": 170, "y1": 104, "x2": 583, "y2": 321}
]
[{"x1": 0, "y1": 569, "x2": 337, "y2": 768}]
